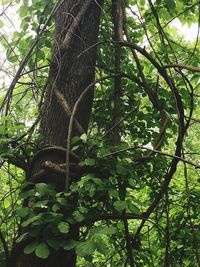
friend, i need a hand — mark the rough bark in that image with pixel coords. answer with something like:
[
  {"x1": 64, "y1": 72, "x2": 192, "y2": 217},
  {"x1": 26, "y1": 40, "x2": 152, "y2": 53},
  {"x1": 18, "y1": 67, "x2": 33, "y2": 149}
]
[
  {"x1": 41, "y1": 0, "x2": 103, "y2": 146},
  {"x1": 10, "y1": 1, "x2": 103, "y2": 266}
]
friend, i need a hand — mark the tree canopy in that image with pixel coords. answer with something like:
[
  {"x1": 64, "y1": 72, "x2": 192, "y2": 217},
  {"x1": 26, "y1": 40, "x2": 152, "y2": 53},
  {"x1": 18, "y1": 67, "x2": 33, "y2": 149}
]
[{"x1": 0, "y1": 0, "x2": 200, "y2": 266}]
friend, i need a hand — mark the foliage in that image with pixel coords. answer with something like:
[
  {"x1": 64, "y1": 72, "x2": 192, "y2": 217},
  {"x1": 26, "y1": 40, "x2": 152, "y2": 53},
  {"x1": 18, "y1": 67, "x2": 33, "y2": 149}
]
[{"x1": 0, "y1": 0, "x2": 200, "y2": 266}]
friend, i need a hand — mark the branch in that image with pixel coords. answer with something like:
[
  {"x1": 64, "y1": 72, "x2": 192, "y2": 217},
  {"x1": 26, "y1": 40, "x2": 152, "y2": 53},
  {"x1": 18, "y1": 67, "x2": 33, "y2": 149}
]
[
  {"x1": 112, "y1": 1, "x2": 134, "y2": 264},
  {"x1": 111, "y1": 0, "x2": 123, "y2": 146},
  {"x1": 0, "y1": 2, "x2": 12, "y2": 16},
  {"x1": 123, "y1": 18, "x2": 169, "y2": 152},
  {"x1": 117, "y1": 41, "x2": 185, "y2": 140},
  {"x1": 123, "y1": 211, "x2": 135, "y2": 267},
  {"x1": 0, "y1": 230, "x2": 9, "y2": 267},
  {"x1": 185, "y1": 116, "x2": 200, "y2": 123},
  {"x1": 132, "y1": 123, "x2": 185, "y2": 240},
  {"x1": 83, "y1": 212, "x2": 146, "y2": 224},
  {"x1": 164, "y1": 64, "x2": 200, "y2": 72}
]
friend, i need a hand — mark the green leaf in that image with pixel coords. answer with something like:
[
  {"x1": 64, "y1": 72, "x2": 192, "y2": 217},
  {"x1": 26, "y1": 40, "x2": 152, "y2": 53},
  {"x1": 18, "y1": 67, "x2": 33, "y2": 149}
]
[
  {"x1": 33, "y1": 200, "x2": 49, "y2": 208},
  {"x1": 35, "y1": 243, "x2": 50, "y2": 259},
  {"x1": 165, "y1": 0, "x2": 176, "y2": 10},
  {"x1": 35, "y1": 183, "x2": 52, "y2": 195},
  {"x1": 92, "y1": 226, "x2": 117, "y2": 236},
  {"x1": 71, "y1": 145, "x2": 80, "y2": 151},
  {"x1": 58, "y1": 222, "x2": 69, "y2": 234},
  {"x1": 73, "y1": 211, "x2": 85, "y2": 222},
  {"x1": 56, "y1": 197, "x2": 67, "y2": 206},
  {"x1": 19, "y1": 6, "x2": 29, "y2": 17},
  {"x1": 20, "y1": 188, "x2": 34, "y2": 199},
  {"x1": 80, "y1": 158, "x2": 95, "y2": 167},
  {"x1": 80, "y1": 133, "x2": 87, "y2": 142},
  {"x1": 71, "y1": 136, "x2": 80, "y2": 145},
  {"x1": 114, "y1": 200, "x2": 126, "y2": 212},
  {"x1": 22, "y1": 22, "x2": 29, "y2": 31},
  {"x1": 0, "y1": 19, "x2": 4, "y2": 27},
  {"x1": 16, "y1": 207, "x2": 29, "y2": 218},
  {"x1": 37, "y1": 50, "x2": 45, "y2": 61},
  {"x1": 7, "y1": 55, "x2": 18, "y2": 63},
  {"x1": 95, "y1": 236, "x2": 108, "y2": 255},
  {"x1": 128, "y1": 203, "x2": 140, "y2": 213},
  {"x1": 128, "y1": 178, "x2": 136, "y2": 187},
  {"x1": 16, "y1": 233, "x2": 28, "y2": 244},
  {"x1": 47, "y1": 239, "x2": 61, "y2": 249},
  {"x1": 63, "y1": 240, "x2": 78, "y2": 250},
  {"x1": 52, "y1": 204, "x2": 60, "y2": 212},
  {"x1": 24, "y1": 242, "x2": 38, "y2": 254},
  {"x1": 21, "y1": 215, "x2": 42, "y2": 227},
  {"x1": 78, "y1": 206, "x2": 88, "y2": 214},
  {"x1": 76, "y1": 241, "x2": 96, "y2": 257}
]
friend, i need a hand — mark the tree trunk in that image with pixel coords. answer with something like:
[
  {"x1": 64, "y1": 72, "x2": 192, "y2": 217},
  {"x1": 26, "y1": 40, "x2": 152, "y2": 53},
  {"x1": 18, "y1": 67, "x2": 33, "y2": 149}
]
[
  {"x1": 41, "y1": 0, "x2": 103, "y2": 146},
  {"x1": 10, "y1": 1, "x2": 103, "y2": 266}
]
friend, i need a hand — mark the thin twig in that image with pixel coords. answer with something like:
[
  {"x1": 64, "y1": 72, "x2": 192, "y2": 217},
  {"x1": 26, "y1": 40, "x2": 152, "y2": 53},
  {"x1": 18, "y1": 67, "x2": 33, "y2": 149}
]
[
  {"x1": 65, "y1": 75, "x2": 115, "y2": 191},
  {"x1": 102, "y1": 106, "x2": 139, "y2": 138},
  {"x1": 102, "y1": 145, "x2": 200, "y2": 169}
]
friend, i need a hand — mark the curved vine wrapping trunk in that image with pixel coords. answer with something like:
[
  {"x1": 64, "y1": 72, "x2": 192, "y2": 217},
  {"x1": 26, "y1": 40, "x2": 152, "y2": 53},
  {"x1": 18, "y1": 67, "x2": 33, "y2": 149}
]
[{"x1": 10, "y1": 1, "x2": 103, "y2": 266}]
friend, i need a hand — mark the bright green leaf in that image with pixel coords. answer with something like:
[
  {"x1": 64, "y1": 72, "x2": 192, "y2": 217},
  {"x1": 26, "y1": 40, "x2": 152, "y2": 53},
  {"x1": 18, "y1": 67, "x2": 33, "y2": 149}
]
[
  {"x1": 35, "y1": 243, "x2": 50, "y2": 259},
  {"x1": 58, "y1": 222, "x2": 69, "y2": 234},
  {"x1": 80, "y1": 133, "x2": 87, "y2": 142}
]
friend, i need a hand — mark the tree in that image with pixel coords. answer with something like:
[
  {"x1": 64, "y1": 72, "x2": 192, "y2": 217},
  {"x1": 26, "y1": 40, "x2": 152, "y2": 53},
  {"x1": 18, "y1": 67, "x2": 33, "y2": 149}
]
[
  {"x1": 0, "y1": 0, "x2": 200, "y2": 266},
  {"x1": 9, "y1": 1, "x2": 104, "y2": 266}
]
